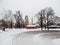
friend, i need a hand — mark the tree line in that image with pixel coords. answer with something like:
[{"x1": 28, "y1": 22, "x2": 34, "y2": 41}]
[
  {"x1": 0, "y1": 7, "x2": 60, "y2": 29},
  {"x1": 36, "y1": 7, "x2": 60, "y2": 30},
  {"x1": 0, "y1": 10, "x2": 25, "y2": 28}
]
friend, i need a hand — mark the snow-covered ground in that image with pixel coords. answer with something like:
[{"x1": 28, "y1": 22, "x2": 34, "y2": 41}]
[
  {"x1": 0, "y1": 28, "x2": 41, "y2": 45},
  {"x1": 0, "y1": 28, "x2": 60, "y2": 45},
  {"x1": 13, "y1": 31, "x2": 60, "y2": 45},
  {"x1": 0, "y1": 28, "x2": 27, "y2": 45}
]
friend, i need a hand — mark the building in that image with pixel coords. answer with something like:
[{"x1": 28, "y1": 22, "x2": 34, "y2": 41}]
[
  {"x1": 26, "y1": 25, "x2": 37, "y2": 29},
  {"x1": 25, "y1": 15, "x2": 29, "y2": 27}
]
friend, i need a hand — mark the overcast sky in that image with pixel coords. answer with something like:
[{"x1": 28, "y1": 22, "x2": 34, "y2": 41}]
[{"x1": 0, "y1": 0, "x2": 60, "y2": 23}]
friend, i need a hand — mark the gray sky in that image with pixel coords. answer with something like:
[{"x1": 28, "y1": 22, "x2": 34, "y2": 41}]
[{"x1": 0, "y1": 0, "x2": 60, "y2": 23}]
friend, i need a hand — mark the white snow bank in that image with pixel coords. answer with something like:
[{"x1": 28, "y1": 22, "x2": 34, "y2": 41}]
[
  {"x1": 0, "y1": 28, "x2": 28, "y2": 45},
  {"x1": 33, "y1": 33, "x2": 60, "y2": 45},
  {"x1": 33, "y1": 34, "x2": 55, "y2": 45}
]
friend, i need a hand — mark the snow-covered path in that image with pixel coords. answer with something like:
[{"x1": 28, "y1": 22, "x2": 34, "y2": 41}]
[{"x1": 12, "y1": 31, "x2": 60, "y2": 45}]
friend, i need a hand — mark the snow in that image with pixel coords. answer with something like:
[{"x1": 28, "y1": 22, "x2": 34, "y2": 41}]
[
  {"x1": 13, "y1": 31, "x2": 60, "y2": 45},
  {"x1": 0, "y1": 28, "x2": 41, "y2": 45},
  {"x1": 0, "y1": 28, "x2": 60, "y2": 45},
  {"x1": 33, "y1": 34, "x2": 54, "y2": 45},
  {"x1": 0, "y1": 28, "x2": 27, "y2": 45}
]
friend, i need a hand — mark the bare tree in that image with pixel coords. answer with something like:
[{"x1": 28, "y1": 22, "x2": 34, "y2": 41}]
[
  {"x1": 2, "y1": 10, "x2": 13, "y2": 28},
  {"x1": 15, "y1": 11, "x2": 24, "y2": 28},
  {"x1": 36, "y1": 7, "x2": 55, "y2": 30},
  {"x1": 46, "y1": 7, "x2": 54, "y2": 30},
  {"x1": 36, "y1": 9, "x2": 45, "y2": 30}
]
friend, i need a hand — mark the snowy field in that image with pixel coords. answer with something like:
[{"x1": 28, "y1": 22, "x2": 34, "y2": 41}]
[{"x1": 0, "y1": 28, "x2": 60, "y2": 45}]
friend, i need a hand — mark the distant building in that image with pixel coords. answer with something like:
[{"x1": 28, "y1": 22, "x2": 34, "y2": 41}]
[
  {"x1": 0, "y1": 20, "x2": 8, "y2": 29},
  {"x1": 25, "y1": 15, "x2": 29, "y2": 27},
  {"x1": 26, "y1": 25, "x2": 37, "y2": 29}
]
